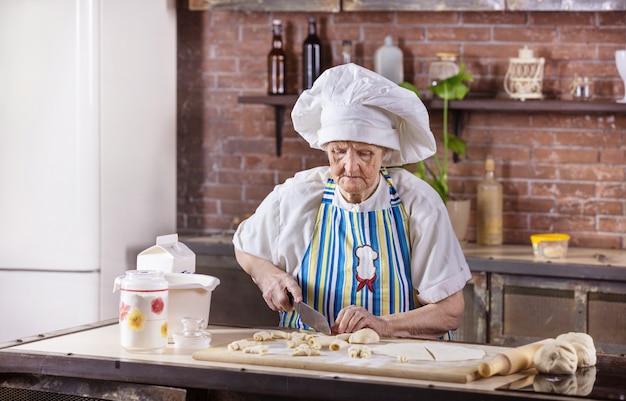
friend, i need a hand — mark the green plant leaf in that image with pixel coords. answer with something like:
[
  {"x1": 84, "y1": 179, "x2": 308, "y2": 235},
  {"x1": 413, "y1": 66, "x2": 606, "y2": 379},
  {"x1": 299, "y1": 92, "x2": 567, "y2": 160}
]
[
  {"x1": 427, "y1": 63, "x2": 473, "y2": 101},
  {"x1": 448, "y1": 135, "x2": 466, "y2": 156},
  {"x1": 406, "y1": 62, "x2": 473, "y2": 204}
]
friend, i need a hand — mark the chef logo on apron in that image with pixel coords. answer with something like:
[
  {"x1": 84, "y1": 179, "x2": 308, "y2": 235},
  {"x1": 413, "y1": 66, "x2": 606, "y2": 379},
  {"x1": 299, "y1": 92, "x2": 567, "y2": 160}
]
[{"x1": 355, "y1": 245, "x2": 378, "y2": 292}]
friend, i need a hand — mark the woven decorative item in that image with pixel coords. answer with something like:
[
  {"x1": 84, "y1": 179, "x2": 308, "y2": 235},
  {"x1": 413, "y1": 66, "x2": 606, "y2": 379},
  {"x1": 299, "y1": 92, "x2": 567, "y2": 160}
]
[{"x1": 504, "y1": 46, "x2": 545, "y2": 101}]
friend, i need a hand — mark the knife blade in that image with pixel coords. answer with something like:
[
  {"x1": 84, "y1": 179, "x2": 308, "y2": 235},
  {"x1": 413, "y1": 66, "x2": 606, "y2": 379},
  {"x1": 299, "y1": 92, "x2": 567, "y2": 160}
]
[{"x1": 287, "y1": 292, "x2": 331, "y2": 335}]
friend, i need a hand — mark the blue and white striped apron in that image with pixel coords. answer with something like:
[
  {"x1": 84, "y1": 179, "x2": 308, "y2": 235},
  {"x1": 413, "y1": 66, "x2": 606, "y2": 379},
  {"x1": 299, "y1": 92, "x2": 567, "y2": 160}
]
[{"x1": 280, "y1": 167, "x2": 414, "y2": 329}]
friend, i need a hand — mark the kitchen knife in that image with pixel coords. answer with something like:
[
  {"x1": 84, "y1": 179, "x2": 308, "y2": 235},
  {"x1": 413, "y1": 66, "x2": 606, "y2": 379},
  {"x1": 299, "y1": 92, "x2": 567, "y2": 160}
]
[{"x1": 287, "y1": 292, "x2": 331, "y2": 335}]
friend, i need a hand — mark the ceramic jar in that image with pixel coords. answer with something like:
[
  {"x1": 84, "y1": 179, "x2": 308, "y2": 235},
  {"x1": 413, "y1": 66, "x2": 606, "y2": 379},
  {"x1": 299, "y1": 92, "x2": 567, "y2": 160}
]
[{"x1": 115, "y1": 270, "x2": 168, "y2": 352}]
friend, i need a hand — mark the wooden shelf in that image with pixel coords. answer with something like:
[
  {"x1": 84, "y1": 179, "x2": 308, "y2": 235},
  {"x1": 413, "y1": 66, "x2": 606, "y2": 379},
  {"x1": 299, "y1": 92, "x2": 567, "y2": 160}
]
[
  {"x1": 239, "y1": 95, "x2": 299, "y2": 106},
  {"x1": 238, "y1": 95, "x2": 626, "y2": 156},
  {"x1": 431, "y1": 97, "x2": 626, "y2": 114},
  {"x1": 238, "y1": 95, "x2": 298, "y2": 156}
]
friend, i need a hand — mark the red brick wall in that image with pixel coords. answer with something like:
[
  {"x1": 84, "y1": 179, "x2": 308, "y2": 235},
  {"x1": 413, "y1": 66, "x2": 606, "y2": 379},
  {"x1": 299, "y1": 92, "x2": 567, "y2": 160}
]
[{"x1": 177, "y1": 6, "x2": 626, "y2": 249}]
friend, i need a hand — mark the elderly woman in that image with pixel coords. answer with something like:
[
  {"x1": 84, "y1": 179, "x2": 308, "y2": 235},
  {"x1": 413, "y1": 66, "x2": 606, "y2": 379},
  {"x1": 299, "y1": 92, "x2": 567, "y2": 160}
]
[{"x1": 233, "y1": 63, "x2": 470, "y2": 340}]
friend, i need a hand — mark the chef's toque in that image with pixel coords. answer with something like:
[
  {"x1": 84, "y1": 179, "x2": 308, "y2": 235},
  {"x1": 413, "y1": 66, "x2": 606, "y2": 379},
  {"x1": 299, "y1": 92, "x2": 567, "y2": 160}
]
[{"x1": 291, "y1": 63, "x2": 436, "y2": 166}]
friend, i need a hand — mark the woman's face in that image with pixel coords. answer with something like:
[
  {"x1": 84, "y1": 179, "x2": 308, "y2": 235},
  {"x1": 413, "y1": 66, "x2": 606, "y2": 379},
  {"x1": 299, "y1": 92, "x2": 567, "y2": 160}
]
[{"x1": 326, "y1": 141, "x2": 384, "y2": 204}]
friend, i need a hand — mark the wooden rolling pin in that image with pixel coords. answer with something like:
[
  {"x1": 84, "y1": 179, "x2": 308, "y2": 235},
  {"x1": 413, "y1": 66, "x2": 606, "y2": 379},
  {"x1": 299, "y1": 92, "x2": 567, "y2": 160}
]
[{"x1": 478, "y1": 339, "x2": 552, "y2": 377}]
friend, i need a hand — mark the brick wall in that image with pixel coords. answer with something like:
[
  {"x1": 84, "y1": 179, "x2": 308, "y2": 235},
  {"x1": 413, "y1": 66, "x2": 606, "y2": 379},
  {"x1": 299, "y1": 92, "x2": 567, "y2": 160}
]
[{"x1": 177, "y1": 5, "x2": 626, "y2": 249}]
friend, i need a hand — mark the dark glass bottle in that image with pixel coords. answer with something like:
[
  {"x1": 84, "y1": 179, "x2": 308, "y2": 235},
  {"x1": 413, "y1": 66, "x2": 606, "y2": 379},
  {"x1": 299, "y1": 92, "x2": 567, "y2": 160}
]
[
  {"x1": 268, "y1": 19, "x2": 286, "y2": 95},
  {"x1": 302, "y1": 17, "x2": 321, "y2": 90}
]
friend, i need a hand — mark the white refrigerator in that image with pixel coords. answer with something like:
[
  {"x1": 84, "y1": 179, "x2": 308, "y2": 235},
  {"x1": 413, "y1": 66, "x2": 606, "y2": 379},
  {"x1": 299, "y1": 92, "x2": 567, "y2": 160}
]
[{"x1": 0, "y1": 0, "x2": 177, "y2": 342}]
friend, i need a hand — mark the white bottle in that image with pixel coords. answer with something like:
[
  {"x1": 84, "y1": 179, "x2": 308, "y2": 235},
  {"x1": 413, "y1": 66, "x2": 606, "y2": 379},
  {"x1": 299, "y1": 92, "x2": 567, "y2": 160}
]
[{"x1": 374, "y1": 35, "x2": 403, "y2": 83}]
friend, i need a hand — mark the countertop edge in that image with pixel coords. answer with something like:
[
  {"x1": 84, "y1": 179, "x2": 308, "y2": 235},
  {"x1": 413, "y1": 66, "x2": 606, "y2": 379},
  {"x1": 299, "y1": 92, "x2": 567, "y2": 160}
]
[{"x1": 183, "y1": 237, "x2": 626, "y2": 282}]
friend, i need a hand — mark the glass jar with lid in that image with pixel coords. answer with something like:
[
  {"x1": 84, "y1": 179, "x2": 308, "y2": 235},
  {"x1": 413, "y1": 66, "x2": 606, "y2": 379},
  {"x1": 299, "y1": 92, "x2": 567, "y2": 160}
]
[{"x1": 428, "y1": 52, "x2": 460, "y2": 87}]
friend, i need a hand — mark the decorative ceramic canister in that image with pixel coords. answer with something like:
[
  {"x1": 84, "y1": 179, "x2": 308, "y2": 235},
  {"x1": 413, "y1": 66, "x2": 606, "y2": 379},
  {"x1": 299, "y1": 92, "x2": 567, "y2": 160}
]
[
  {"x1": 504, "y1": 46, "x2": 545, "y2": 101},
  {"x1": 114, "y1": 270, "x2": 169, "y2": 352}
]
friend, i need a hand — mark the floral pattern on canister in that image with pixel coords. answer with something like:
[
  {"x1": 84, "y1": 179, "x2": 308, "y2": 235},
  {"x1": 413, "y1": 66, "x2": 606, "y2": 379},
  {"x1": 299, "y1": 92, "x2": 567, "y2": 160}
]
[
  {"x1": 128, "y1": 307, "x2": 146, "y2": 331},
  {"x1": 119, "y1": 302, "x2": 130, "y2": 321},
  {"x1": 151, "y1": 297, "x2": 165, "y2": 315}
]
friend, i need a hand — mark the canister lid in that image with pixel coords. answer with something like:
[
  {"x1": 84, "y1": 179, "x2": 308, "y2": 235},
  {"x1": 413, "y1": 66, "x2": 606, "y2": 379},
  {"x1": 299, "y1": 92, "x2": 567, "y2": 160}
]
[
  {"x1": 173, "y1": 317, "x2": 211, "y2": 349},
  {"x1": 530, "y1": 233, "x2": 570, "y2": 244},
  {"x1": 165, "y1": 273, "x2": 220, "y2": 292},
  {"x1": 119, "y1": 270, "x2": 168, "y2": 291}
]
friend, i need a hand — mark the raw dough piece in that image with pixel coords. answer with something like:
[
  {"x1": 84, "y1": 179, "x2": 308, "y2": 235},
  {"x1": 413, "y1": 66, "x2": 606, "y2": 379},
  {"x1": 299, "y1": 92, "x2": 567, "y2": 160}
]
[
  {"x1": 335, "y1": 333, "x2": 351, "y2": 342},
  {"x1": 290, "y1": 332, "x2": 310, "y2": 342},
  {"x1": 374, "y1": 342, "x2": 485, "y2": 362},
  {"x1": 424, "y1": 343, "x2": 486, "y2": 362},
  {"x1": 348, "y1": 328, "x2": 380, "y2": 344},
  {"x1": 292, "y1": 343, "x2": 320, "y2": 357},
  {"x1": 268, "y1": 330, "x2": 290, "y2": 339},
  {"x1": 348, "y1": 345, "x2": 371, "y2": 358},
  {"x1": 556, "y1": 332, "x2": 597, "y2": 367},
  {"x1": 252, "y1": 331, "x2": 273, "y2": 341},
  {"x1": 227, "y1": 339, "x2": 257, "y2": 351},
  {"x1": 534, "y1": 339, "x2": 578, "y2": 374},
  {"x1": 243, "y1": 344, "x2": 269, "y2": 355},
  {"x1": 374, "y1": 343, "x2": 434, "y2": 362},
  {"x1": 329, "y1": 339, "x2": 349, "y2": 351},
  {"x1": 309, "y1": 335, "x2": 335, "y2": 349}
]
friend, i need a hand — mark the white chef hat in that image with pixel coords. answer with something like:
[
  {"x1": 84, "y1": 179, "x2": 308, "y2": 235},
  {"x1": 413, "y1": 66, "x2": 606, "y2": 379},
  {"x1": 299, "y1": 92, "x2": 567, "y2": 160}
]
[{"x1": 291, "y1": 63, "x2": 436, "y2": 166}]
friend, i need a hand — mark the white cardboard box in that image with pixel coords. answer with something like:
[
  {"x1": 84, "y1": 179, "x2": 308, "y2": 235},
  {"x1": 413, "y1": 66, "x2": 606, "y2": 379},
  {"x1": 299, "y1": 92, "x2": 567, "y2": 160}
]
[{"x1": 137, "y1": 234, "x2": 196, "y2": 273}]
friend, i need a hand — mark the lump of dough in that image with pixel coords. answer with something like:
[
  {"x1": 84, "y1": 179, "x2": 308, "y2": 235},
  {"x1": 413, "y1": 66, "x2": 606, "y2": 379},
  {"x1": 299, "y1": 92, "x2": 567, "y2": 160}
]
[
  {"x1": 309, "y1": 335, "x2": 335, "y2": 350},
  {"x1": 252, "y1": 331, "x2": 273, "y2": 341},
  {"x1": 243, "y1": 344, "x2": 269, "y2": 355},
  {"x1": 533, "y1": 340, "x2": 578, "y2": 374},
  {"x1": 268, "y1": 330, "x2": 290, "y2": 339},
  {"x1": 348, "y1": 328, "x2": 380, "y2": 344},
  {"x1": 348, "y1": 345, "x2": 371, "y2": 359},
  {"x1": 329, "y1": 339, "x2": 349, "y2": 351},
  {"x1": 556, "y1": 332, "x2": 597, "y2": 367},
  {"x1": 335, "y1": 333, "x2": 351, "y2": 341},
  {"x1": 291, "y1": 343, "x2": 320, "y2": 357},
  {"x1": 227, "y1": 339, "x2": 257, "y2": 351}
]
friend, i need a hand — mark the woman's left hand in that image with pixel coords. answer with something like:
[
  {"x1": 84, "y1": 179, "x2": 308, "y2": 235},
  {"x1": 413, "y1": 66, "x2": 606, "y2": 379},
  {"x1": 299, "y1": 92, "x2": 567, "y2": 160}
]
[{"x1": 332, "y1": 305, "x2": 389, "y2": 336}]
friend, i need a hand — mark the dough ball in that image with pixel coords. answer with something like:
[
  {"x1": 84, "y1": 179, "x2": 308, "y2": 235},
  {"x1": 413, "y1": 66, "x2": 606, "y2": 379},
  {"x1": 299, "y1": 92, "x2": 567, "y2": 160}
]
[
  {"x1": 533, "y1": 340, "x2": 578, "y2": 375},
  {"x1": 556, "y1": 332, "x2": 597, "y2": 367},
  {"x1": 348, "y1": 328, "x2": 380, "y2": 344}
]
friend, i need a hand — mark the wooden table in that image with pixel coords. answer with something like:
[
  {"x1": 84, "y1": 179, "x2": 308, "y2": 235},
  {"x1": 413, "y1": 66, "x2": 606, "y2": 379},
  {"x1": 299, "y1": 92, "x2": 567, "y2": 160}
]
[{"x1": 1, "y1": 320, "x2": 623, "y2": 401}]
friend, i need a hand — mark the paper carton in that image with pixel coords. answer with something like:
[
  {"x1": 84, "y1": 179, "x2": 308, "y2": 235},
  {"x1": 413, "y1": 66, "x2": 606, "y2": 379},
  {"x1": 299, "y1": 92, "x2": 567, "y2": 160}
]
[{"x1": 137, "y1": 234, "x2": 196, "y2": 273}]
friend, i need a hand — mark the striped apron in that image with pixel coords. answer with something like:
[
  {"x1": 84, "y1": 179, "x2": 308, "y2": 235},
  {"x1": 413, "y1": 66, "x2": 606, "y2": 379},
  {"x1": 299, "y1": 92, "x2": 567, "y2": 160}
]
[{"x1": 280, "y1": 167, "x2": 414, "y2": 329}]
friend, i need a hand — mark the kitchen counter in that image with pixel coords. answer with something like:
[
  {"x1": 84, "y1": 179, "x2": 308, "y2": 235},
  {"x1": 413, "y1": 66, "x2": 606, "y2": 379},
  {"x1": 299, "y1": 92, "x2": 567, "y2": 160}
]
[
  {"x1": 1, "y1": 320, "x2": 624, "y2": 401},
  {"x1": 183, "y1": 235, "x2": 626, "y2": 282}
]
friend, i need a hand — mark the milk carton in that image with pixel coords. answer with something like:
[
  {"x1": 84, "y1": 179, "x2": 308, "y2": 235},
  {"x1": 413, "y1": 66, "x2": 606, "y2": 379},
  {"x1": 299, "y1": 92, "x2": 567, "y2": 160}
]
[{"x1": 137, "y1": 234, "x2": 196, "y2": 273}]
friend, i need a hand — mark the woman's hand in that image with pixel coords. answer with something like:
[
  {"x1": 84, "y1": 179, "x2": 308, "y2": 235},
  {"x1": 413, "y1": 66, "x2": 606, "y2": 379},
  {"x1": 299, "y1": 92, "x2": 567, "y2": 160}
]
[
  {"x1": 332, "y1": 290, "x2": 465, "y2": 339},
  {"x1": 235, "y1": 249, "x2": 302, "y2": 312},
  {"x1": 332, "y1": 305, "x2": 390, "y2": 336}
]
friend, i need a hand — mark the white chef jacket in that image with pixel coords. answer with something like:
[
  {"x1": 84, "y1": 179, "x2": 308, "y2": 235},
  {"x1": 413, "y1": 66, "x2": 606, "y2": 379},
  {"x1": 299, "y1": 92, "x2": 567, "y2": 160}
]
[{"x1": 233, "y1": 166, "x2": 471, "y2": 305}]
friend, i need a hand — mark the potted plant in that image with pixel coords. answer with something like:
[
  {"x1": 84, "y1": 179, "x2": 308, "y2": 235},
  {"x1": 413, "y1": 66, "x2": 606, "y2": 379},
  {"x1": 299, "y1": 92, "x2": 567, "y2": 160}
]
[{"x1": 401, "y1": 64, "x2": 473, "y2": 240}]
